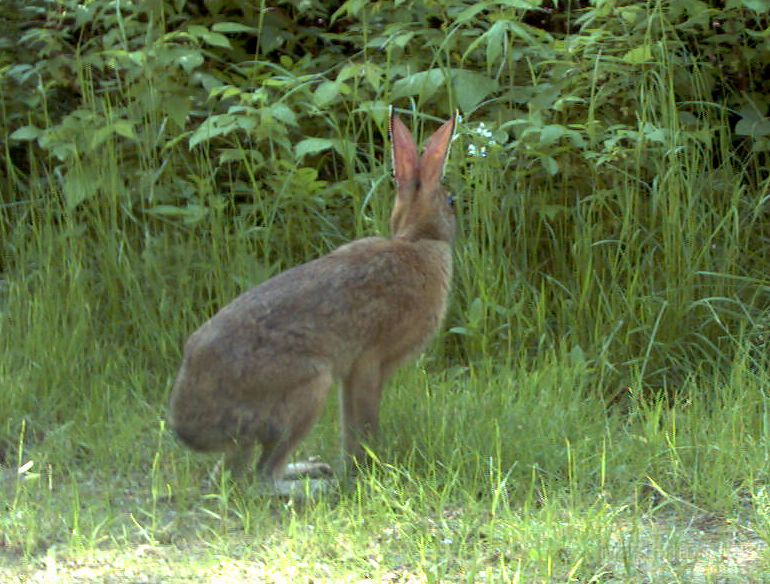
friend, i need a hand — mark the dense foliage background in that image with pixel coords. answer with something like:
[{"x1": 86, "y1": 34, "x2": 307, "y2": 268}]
[
  {"x1": 3, "y1": 0, "x2": 770, "y2": 391},
  {"x1": 4, "y1": 0, "x2": 770, "y2": 397}
]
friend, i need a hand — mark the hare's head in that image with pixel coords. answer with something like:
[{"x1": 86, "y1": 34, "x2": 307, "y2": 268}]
[{"x1": 389, "y1": 111, "x2": 457, "y2": 243}]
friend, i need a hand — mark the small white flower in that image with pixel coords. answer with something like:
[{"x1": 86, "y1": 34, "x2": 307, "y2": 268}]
[
  {"x1": 474, "y1": 122, "x2": 493, "y2": 139},
  {"x1": 467, "y1": 144, "x2": 488, "y2": 158}
]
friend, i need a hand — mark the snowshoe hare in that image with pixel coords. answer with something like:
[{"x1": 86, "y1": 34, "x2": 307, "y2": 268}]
[{"x1": 169, "y1": 110, "x2": 457, "y2": 485}]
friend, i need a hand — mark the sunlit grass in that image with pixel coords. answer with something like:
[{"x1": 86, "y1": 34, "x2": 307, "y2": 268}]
[{"x1": 1, "y1": 344, "x2": 768, "y2": 579}]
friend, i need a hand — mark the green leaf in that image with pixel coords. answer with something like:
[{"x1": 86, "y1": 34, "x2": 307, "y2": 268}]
[
  {"x1": 189, "y1": 116, "x2": 227, "y2": 149},
  {"x1": 63, "y1": 166, "x2": 100, "y2": 210},
  {"x1": 539, "y1": 204, "x2": 569, "y2": 220},
  {"x1": 392, "y1": 32, "x2": 416, "y2": 49},
  {"x1": 295, "y1": 138, "x2": 337, "y2": 160},
  {"x1": 113, "y1": 121, "x2": 137, "y2": 140},
  {"x1": 569, "y1": 344, "x2": 586, "y2": 365},
  {"x1": 539, "y1": 125, "x2": 567, "y2": 147},
  {"x1": 641, "y1": 123, "x2": 668, "y2": 143},
  {"x1": 146, "y1": 204, "x2": 209, "y2": 225},
  {"x1": 500, "y1": 0, "x2": 538, "y2": 7},
  {"x1": 10, "y1": 126, "x2": 42, "y2": 141},
  {"x1": 364, "y1": 63, "x2": 383, "y2": 91},
  {"x1": 391, "y1": 69, "x2": 445, "y2": 102},
  {"x1": 50, "y1": 142, "x2": 77, "y2": 161},
  {"x1": 164, "y1": 95, "x2": 191, "y2": 129},
  {"x1": 541, "y1": 156, "x2": 559, "y2": 175},
  {"x1": 451, "y1": 70, "x2": 499, "y2": 113},
  {"x1": 189, "y1": 114, "x2": 254, "y2": 149},
  {"x1": 188, "y1": 25, "x2": 208, "y2": 36},
  {"x1": 90, "y1": 126, "x2": 113, "y2": 150},
  {"x1": 331, "y1": 0, "x2": 368, "y2": 23},
  {"x1": 468, "y1": 297, "x2": 484, "y2": 325},
  {"x1": 463, "y1": 20, "x2": 506, "y2": 67},
  {"x1": 219, "y1": 149, "x2": 246, "y2": 163},
  {"x1": 742, "y1": 0, "x2": 770, "y2": 12},
  {"x1": 337, "y1": 63, "x2": 363, "y2": 83},
  {"x1": 622, "y1": 45, "x2": 654, "y2": 64},
  {"x1": 465, "y1": 19, "x2": 550, "y2": 65},
  {"x1": 188, "y1": 25, "x2": 231, "y2": 48},
  {"x1": 619, "y1": 6, "x2": 643, "y2": 23},
  {"x1": 176, "y1": 50, "x2": 203, "y2": 73},
  {"x1": 333, "y1": 139, "x2": 356, "y2": 160},
  {"x1": 735, "y1": 108, "x2": 770, "y2": 138},
  {"x1": 212, "y1": 22, "x2": 258, "y2": 33},
  {"x1": 486, "y1": 21, "x2": 507, "y2": 67},
  {"x1": 295, "y1": 138, "x2": 355, "y2": 161},
  {"x1": 270, "y1": 104, "x2": 298, "y2": 127},
  {"x1": 530, "y1": 84, "x2": 561, "y2": 112},
  {"x1": 87, "y1": 121, "x2": 137, "y2": 152},
  {"x1": 352, "y1": 100, "x2": 390, "y2": 126},
  {"x1": 448, "y1": 326, "x2": 470, "y2": 336},
  {"x1": 259, "y1": 22, "x2": 285, "y2": 53},
  {"x1": 535, "y1": 123, "x2": 586, "y2": 149},
  {"x1": 454, "y1": 3, "x2": 489, "y2": 24},
  {"x1": 218, "y1": 87, "x2": 243, "y2": 100},
  {"x1": 314, "y1": 81, "x2": 341, "y2": 108},
  {"x1": 506, "y1": 21, "x2": 540, "y2": 45},
  {"x1": 199, "y1": 31, "x2": 231, "y2": 49}
]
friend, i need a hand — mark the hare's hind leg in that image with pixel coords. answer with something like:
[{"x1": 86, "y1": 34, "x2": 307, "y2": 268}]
[
  {"x1": 223, "y1": 442, "x2": 256, "y2": 477},
  {"x1": 341, "y1": 357, "x2": 386, "y2": 465},
  {"x1": 256, "y1": 370, "x2": 333, "y2": 483},
  {"x1": 206, "y1": 442, "x2": 255, "y2": 486}
]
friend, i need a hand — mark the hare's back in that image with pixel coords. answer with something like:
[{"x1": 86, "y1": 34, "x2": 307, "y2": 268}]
[{"x1": 183, "y1": 236, "x2": 450, "y2": 377}]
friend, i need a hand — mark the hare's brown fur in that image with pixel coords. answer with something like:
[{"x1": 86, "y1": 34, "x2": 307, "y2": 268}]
[{"x1": 169, "y1": 112, "x2": 457, "y2": 482}]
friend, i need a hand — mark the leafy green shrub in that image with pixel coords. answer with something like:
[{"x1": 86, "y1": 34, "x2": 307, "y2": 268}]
[{"x1": 2, "y1": 0, "x2": 770, "y2": 392}]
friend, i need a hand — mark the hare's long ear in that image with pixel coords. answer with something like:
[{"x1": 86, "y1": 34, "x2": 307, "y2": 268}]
[
  {"x1": 419, "y1": 113, "x2": 457, "y2": 190},
  {"x1": 390, "y1": 111, "x2": 419, "y2": 194}
]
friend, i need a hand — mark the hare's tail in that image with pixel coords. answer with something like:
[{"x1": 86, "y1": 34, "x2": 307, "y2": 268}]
[
  {"x1": 171, "y1": 421, "x2": 215, "y2": 452},
  {"x1": 169, "y1": 386, "x2": 262, "y2": 452},
  {"x1": 170, "y1": 408, "x2": 249, "y2": 452}
]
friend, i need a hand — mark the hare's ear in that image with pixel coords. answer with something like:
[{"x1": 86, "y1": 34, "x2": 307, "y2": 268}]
[
  {"x1": 419, "y1": 112, "x2": 457, "y2": 189},
  {"x1": 390, "y1": 110, "x2": 419, "y2": 193}
]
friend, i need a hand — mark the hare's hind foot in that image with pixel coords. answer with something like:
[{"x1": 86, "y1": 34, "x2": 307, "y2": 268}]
[
  {"x1": 271, "y1": 476, "x2": 337, "y2": 498},
  {"x1": 249, "y1": 458, "x2": 338, "y2": 499},
  {"x1": 205, "y1": 465, "x2": 336, "y2": 500},
  {"x1": 268, "y1": 458, "x2": 336, "y2": 499},
  {"x1": 210, "y1": 456, "x2": 332, "y2": 483},
  {"x1": 254, "y1": 370, "x2": 334, "y2": 482},
  {"x1": 283, "y1": 459, "x2": 333, "y2": 480}
]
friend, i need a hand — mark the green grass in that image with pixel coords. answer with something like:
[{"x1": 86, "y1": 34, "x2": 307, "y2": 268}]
[
  {"x1": 1, "y1": 345, "x2": 769, "y2": 580},
  {"x1": 2, "y1": 141, "x2": 770, "y2": 580},
  {"x1": 3, "y1": 185, "x2": 770, "y2": 578},
  {"x1": 1, "y1": 201, "x2": 769, "y2": 579}
]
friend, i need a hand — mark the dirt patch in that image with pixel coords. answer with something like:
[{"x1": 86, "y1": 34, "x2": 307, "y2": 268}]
[
  {"x1": 2, "y1": 509, "x2": 768, "y2": 583},
  {"x1": 612, "y1": 510, "x2": 769, "y2": 582}
]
